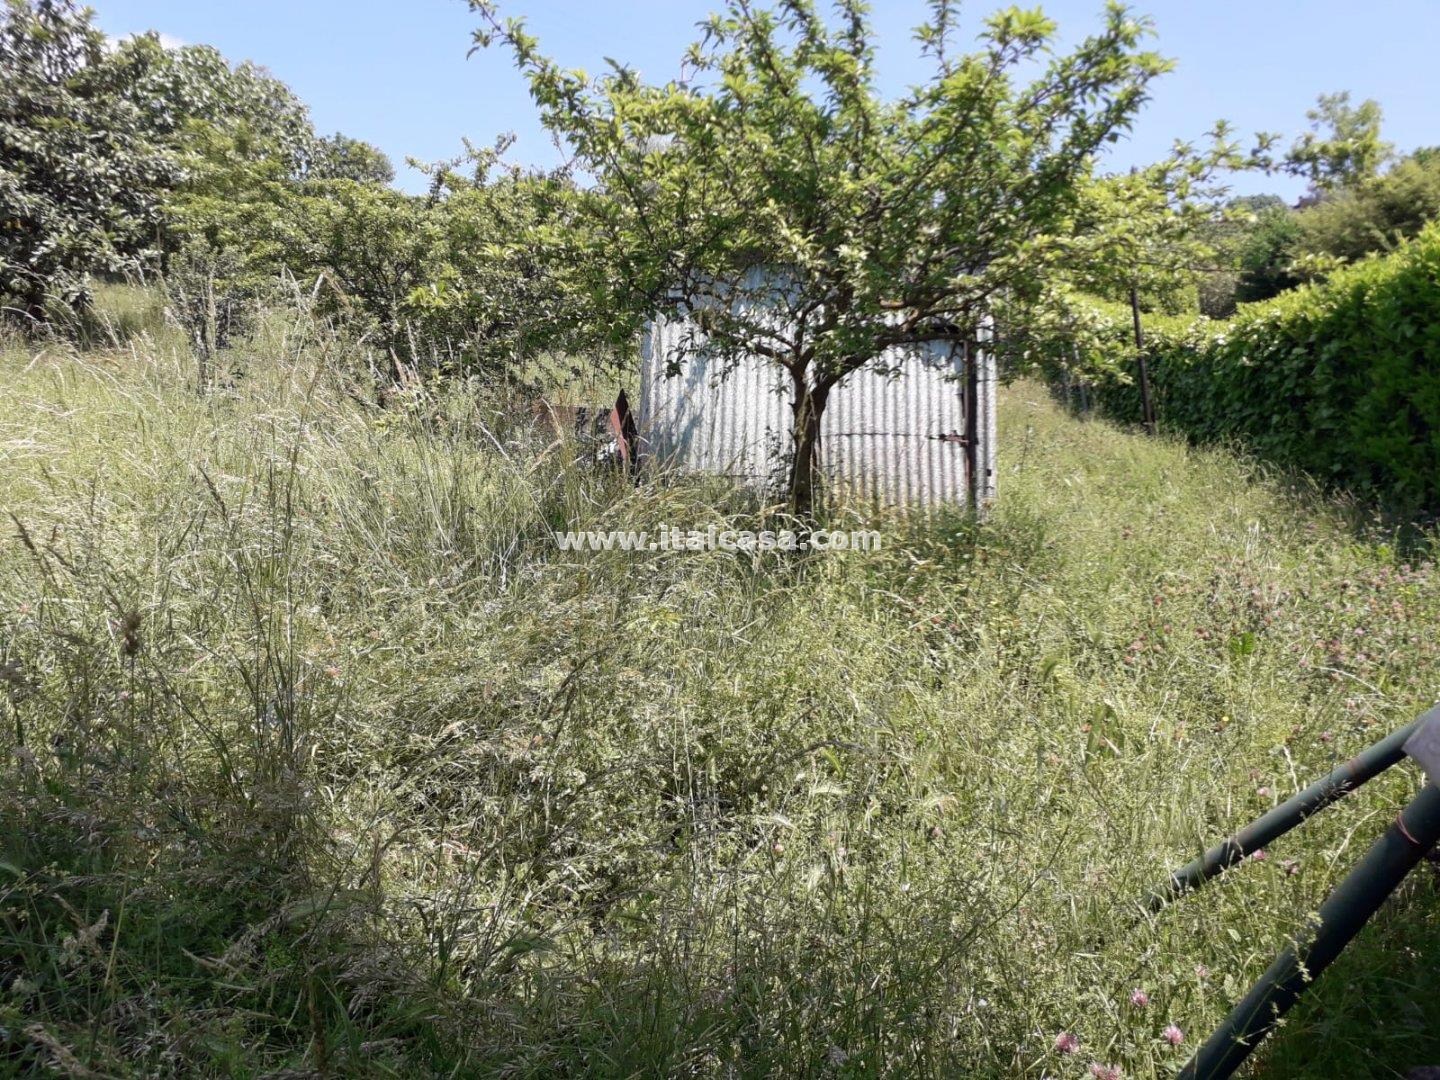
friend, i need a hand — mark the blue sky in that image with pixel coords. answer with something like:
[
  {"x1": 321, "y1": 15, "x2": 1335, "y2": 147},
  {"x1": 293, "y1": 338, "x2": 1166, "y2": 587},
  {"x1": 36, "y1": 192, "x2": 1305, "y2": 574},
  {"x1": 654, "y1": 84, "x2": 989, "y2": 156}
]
[{"x1": 94, "y1": 0, "x2": 1440, "y2": 201}]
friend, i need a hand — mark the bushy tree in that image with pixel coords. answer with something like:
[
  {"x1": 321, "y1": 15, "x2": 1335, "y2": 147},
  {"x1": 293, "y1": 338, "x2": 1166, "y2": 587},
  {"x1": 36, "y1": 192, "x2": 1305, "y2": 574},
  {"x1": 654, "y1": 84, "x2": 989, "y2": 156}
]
[
  {"x1": 1230, "y1": 150, "x2": 1440, "y2": 305},
  {"x1": 474, "y1": 0, "x2": 1170, "y2": 512},
  {"x1": 1292, "y1": 151, "x2": 1440, "y2": 264},
  {"x1": 1012, "y1": 134, "x2": 1273, "y2": 424},
  {"x1": 1053, "y1": 154, "x2": 1233, "y2": 431},
  {"x1": 305, "y1": 132, "x2": 395, "y2": 184},
  {"x1": 1234, "y1": 199, "x2": 1303, "y2": 303},
  {"x1": 1284, "y1": 91, "x2": 1391, "y2": 192},
  {"x1": 1065, "y1": 139, "x2": 1269, "y2": 308},
  {"x1": 0, "y1": 0, "x2": 174, "y2": 320},
  {"x1": 377, "y1": 150, "x2": 608, "y2": 373}
]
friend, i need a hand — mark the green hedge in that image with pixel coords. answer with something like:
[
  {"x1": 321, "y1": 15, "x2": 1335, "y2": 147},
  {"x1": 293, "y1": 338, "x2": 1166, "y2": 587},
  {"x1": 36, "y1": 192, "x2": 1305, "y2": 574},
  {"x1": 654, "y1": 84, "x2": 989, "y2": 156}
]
[{"x1": 1086, "y1": 223, "x2": 1440, "y2": 517}]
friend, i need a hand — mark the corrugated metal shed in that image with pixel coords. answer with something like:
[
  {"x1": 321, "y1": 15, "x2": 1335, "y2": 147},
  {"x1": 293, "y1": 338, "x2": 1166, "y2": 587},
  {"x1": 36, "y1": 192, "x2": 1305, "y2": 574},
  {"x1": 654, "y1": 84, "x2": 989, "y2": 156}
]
[{"x1": 638, "y1": 310, "x2": 996, "y2": 510}]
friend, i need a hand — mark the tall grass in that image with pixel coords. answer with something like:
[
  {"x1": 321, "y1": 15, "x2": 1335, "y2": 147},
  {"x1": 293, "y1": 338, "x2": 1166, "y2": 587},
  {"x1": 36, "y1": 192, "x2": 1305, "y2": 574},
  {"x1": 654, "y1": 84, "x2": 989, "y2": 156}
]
[{"x1": 1, "y1": 296, "x2": 1438, "y2": 1077}]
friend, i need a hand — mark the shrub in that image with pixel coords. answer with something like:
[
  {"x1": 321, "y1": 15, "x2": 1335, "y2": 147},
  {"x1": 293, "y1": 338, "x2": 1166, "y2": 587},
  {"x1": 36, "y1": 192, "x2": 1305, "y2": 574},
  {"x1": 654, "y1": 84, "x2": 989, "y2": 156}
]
[{"x1": 162, "y1": 239, "x2": 261, "y2": 388}]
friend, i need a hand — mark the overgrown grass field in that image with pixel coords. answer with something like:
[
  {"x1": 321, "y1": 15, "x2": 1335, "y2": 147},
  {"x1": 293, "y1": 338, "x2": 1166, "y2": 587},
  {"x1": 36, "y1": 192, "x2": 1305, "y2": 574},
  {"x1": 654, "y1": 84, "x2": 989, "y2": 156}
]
[{"x1": 2, "y1": 301, "x2": 1438, "y2": 1077}]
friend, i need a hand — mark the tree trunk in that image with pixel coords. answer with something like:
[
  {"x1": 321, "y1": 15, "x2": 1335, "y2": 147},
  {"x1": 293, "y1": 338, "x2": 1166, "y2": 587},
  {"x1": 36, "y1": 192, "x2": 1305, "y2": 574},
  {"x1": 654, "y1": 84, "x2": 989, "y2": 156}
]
[
  {"x1": 21, "y1": 286, "x2": 48, "y2": 328},
  {"x1": 788, "y1": 372, "x2": 829, "y2": 518},
  {"x1": 197, "y1": 270, "x2": 217, "y2": 394},
  {"x1": 1129, "y1": 285, "x2": 1158, "y2": 436}
]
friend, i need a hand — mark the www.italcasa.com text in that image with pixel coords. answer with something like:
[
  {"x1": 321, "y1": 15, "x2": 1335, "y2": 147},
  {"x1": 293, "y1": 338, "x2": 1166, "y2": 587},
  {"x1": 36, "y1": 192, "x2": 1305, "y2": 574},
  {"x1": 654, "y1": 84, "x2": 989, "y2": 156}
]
[{"x1": 554, "y1": 524, "x2": 882, "y2": 553}]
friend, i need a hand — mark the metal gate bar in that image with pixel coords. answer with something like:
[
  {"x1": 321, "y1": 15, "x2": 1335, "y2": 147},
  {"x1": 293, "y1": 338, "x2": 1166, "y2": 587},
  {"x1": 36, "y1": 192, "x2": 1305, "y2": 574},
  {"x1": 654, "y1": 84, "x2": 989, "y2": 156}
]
[
  {"x1": 1155, "y1": 705, "x2": 1440, "y2": 1079},
  {"x1": 1149, "y1": 711, "x2": 1431, "y2": 912},
  {"x1": 1179, "y1": 782, "x2": 1440, "y2": 1079}
]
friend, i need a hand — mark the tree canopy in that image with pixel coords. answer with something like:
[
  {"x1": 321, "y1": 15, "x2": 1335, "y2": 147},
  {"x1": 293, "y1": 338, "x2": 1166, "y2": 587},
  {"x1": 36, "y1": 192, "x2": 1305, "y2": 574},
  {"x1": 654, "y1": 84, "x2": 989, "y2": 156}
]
[{"x1": 112, "y1": 34, "x2": 316, "y2": 172}]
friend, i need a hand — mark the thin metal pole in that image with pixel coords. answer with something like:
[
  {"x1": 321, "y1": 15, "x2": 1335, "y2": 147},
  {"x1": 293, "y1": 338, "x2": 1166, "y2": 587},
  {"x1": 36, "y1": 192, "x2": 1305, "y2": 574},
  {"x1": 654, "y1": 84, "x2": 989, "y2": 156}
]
[
  {"x1": 1149, "y1": 710, "x2": 1431, "y2": 911},
  {"x1": 964, "y1": 339, "x2": 979, "y2": 508},
  {"x1": 1179, "y1": 781, "x2": 1440, "y2": 1080}
]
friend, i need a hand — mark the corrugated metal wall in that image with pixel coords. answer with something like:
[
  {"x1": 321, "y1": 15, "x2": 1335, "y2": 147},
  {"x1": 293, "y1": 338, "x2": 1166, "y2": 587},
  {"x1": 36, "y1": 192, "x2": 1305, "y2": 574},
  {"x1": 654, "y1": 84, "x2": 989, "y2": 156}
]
[{"x1": 638, "y1": 310, "x2": 997, "y2": 509}]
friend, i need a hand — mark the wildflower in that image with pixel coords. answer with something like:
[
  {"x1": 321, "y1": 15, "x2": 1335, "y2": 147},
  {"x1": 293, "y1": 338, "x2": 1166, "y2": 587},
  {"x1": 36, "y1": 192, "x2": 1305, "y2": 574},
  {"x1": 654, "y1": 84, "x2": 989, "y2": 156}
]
[
  {"x1": 1195, "y1": 964, "x2": 1210, "y2": 980},
  {"x1": 1163, "y1": 1024, "x2": 1184, "y2": 1046},
  {"x1": 324, "y1": 664, "x2": 342, "y2": 679},
  {"x1": 1053, "y1": 1032, "x2": 1080, "y2": 1054},
  {"x1": 1090, "y1": 1064, "x2": 1122, "y2": 1080},
  {"x1": 1129, "y1": 988, "x2": 1149, "y2": 1008},
  {"x1": 1249, "y1": 849, "x2": 1267, "y2": 862},
  {"x1": 1257, "y1": 786, "x2": 1271, "y2": 797}
]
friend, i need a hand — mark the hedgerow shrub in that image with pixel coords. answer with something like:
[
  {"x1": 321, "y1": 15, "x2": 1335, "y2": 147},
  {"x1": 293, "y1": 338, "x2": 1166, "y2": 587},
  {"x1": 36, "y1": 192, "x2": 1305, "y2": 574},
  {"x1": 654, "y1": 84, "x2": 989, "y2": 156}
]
[{"x1": 1084, "y1": 223, "x2": 1440, "y2": 517}]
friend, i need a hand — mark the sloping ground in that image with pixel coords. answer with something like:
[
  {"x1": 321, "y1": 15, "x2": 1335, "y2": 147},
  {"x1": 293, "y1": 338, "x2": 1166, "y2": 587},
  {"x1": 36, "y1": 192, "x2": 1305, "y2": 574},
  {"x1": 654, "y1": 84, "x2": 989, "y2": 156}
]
[{"x1": 0, "y1": 330, "x2": 1437, "y2": 1078}]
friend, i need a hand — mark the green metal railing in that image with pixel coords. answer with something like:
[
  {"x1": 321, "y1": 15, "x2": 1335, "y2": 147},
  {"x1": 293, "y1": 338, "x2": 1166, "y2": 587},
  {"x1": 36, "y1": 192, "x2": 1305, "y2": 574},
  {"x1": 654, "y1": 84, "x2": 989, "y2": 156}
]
[{"x1": 1155, "y1": 704, "x2": 1440, "y2": 1080}]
